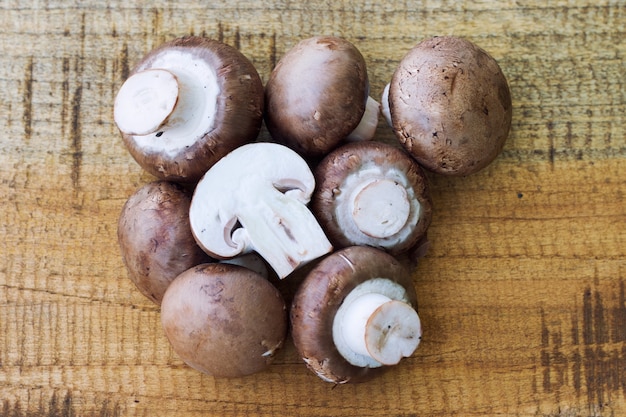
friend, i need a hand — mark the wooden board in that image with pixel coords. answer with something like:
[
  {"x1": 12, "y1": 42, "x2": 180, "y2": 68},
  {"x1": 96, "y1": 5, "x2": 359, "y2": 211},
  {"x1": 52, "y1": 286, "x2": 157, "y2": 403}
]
[{"x1": 1, "y1": 1, "x2": 625, "y2": 415}]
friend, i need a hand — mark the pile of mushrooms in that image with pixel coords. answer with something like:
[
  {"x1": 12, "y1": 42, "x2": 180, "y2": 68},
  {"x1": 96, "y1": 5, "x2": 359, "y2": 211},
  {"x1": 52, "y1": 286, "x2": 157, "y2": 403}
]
[{"x1": 114, "y1": 35, "x2": 511, "y2": 383}]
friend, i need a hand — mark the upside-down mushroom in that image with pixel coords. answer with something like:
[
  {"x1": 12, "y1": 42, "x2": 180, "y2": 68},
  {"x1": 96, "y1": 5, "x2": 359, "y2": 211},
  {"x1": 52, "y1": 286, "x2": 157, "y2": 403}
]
[
  {"x1": 291, "y1": 246, "x2": 422, "y2": 383},
  {"x1": 114, "y1": 36, "x2": 264, "y2": 183},
  {"x1": 312, "y1": 141, "x2": 432, "y2": 255}
]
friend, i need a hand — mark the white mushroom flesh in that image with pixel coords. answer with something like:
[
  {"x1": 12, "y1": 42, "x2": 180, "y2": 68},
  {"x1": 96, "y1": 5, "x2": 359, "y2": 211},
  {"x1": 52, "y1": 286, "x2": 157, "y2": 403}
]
[
  {"x1": 115, "y1": 50, "x2": 221, "y2": 158},
  {"x1": 333, "y1": 162, "x2": 421, "y2": 249},
  {"x1": 332, "y1": 278, "x2": 421, "y2": 368},
  {"x1": 114, "y1": 69, "x2": 180, "y2": 136},
  {"x1": 381, "y1": 83, "x2": 392, "y2": 127},
  {"x1": 190, "y1": 143, "x2": 333, "y2": 279},
  {"x1": 346, "y1": 96, "x2": 381, "y2": 142}
]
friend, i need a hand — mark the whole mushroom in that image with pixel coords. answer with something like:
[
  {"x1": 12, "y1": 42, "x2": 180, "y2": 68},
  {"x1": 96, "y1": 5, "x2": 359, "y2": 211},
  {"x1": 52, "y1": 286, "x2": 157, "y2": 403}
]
[
  {"x1": 312, "y1": 141, "x2": 432, "y2": 255},
  {"x1": 117, "y1": 181, "x2": 212, "y2": 304},
  {"x1": 264, "y1": 36, "x2": 380, "y2": 157},
  {"x1": 291, "y1": 246, "x2": 421, "y2": 383},
  {"x1": 161, "y1": 263, "x2": 287, "y2": 377},
  {"x1": 189, "y1": 142, "x2": 333, "y2": 279},
  {"x1": 114, "y1": 36, "x2": 264, "y2": 183},
  {"x1": 385, "y1": 36, "x2": 512, "y2": 176}
]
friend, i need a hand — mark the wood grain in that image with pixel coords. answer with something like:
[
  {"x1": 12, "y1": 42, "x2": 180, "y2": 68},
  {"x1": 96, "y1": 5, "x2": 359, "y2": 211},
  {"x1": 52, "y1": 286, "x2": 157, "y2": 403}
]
[{"x1": 1, "y1": 0, "x2": 624, "y2": 416}]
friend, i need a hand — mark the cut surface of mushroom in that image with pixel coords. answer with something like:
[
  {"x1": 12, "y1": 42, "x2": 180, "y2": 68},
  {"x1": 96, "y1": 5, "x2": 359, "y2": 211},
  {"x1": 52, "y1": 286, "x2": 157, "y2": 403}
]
[
  {"x1": 332, "y1": 278, "x2": 422, "y2": 368},
  {"x1": 190, "y1": 142, "x2": 333, "y2": 279}
]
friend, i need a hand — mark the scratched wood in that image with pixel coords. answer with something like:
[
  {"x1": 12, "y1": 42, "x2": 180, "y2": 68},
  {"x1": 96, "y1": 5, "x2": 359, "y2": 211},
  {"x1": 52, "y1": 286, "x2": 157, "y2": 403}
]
[{"x1": 0, "y1": 0, "x2": 625, "y2": 416}]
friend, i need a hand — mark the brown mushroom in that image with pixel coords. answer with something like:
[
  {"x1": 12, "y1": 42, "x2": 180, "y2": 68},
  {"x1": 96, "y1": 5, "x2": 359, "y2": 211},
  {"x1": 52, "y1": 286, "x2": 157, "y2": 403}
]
[
  {"x1": 312, "y1": 141, "x2": 432, "y2": 255},
  {"x1": 290, "y1": 246, "x2": 421, "y2": 383},
  {"x1": 160, "y1": 263, "x2": 287, "y2": 378},
  {"x1": 386, "y1": 36, "x2": 512, "y2": 176},
  {"x1": 114, "y1": 36, "x2": 264, "y2": 183},
  {"x1": 117, "y1": 181, "x2": 212, "y2": 304},
  {"x1": 264, "y1": 36, "x2": 380, "y2": 157}
]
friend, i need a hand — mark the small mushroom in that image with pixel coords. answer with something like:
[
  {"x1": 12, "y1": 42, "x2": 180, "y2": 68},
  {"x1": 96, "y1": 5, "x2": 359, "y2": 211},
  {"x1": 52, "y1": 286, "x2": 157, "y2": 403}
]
[
  {"x1": 290, "y1": 246, "x2": 421, "y2": 383},
  {"x1": 264, "y1": 36, "x2": 380, "y2": 157},
  {"x1": 117, "y1": 181, "x2": 212, "y2": 304},
  {"x1": 114, "y1": 36, "x2": 264, "y2": 183},
  {"x1": 161, "y1": 263, "x2": 287, "y2": 377},
  {"x1": 189, "y1": 142, "x2": 333, "y2": 279},
  {"x1": 386, "y1": 36, "x2": 512, "y2": 176},
  {"x1": 312, "y1": 141, "x2": 432, "y2": 255}
]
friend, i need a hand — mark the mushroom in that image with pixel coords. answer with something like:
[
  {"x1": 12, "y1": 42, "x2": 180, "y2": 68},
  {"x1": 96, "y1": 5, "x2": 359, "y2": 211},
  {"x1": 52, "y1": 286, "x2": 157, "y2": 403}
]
[
  {"x1": 189, "y1": 142, "x2": 333, "y2": 279},
  {"x1": 290, "y1": 246, "x2": 421, "y2": 383},
  {"x1": 161, "y1": 263, "x2": 287, "y2": 377},
  {"x1": 264, "y1": 36, "x2": 380, "y2": 157},
  {"x1": 114, "y1": 36, "x2": 264, "y2": 183},
  {"x1": 386, "y1": 36, "x2": 512, "y2": 176},
  {"x1": 312, "y1": 141, "x2": 432, "y2": 255},
  {"x1": 117, "y1": 180, "x2": 212, "y2": 304}
]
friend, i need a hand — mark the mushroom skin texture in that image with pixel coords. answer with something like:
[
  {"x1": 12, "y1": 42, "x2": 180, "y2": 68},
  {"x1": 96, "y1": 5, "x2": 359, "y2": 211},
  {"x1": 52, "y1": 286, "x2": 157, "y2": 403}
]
[
  {"x1": 114, "y1": 36, "x2": 264, "y2": 183},
  {"x1": 312, "y1": 141, "x2": 432, "y2": 255},
  {"x1": 161, "y1": 263, "x2": 287, "y2": 378},
  {"x1": 117, "y1": 181, "x2": 212, "y2": 304},
  {"x1": 189, "y1": 142, "x2": 333, "y2": 279},
  {"x1": 388, "y1": 36, "x2": 512, "y2": 176},
  {"x1": 290, "y1": 246, "x2": 420, "y2": 384},
  {"x1": 264, "y1": 36, "x2": 379, "y2": 157}
]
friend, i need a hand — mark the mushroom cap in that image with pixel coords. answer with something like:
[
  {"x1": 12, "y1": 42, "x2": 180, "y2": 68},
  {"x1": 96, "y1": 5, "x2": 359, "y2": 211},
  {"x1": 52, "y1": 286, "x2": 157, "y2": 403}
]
[
  {"x1": 117, "y1": 181, "x2": 212, "y2": 304},
  {"x1": 161, "y1": 263, "x2": 287, "y2": 378},
  {"x1": 389, "y1": 36, "x2": 512, "y2": 176},
  {"x1": 312, "y1": 141, "x2": 432, "y2": 255},
  {"x1": 290, "y1": 246, "x2": 418, "y2": 383},
  {"x1": 119, "y1": 36, "x2": 264, "y2": 183},
  {"x1": 264, "y1": 36, "x2": 369, "y2": 157}
]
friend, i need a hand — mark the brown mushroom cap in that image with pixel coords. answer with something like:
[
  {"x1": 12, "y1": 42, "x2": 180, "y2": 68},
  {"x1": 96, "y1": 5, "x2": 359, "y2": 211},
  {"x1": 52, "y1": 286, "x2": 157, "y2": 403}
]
[
  {"x1": 161, "y1": 263, "x2": 287, "y2": 378},
  {"x1": 389, "y1": 36, "x2": 512, "y2": 176},
  {"x1": 264, "y1": 36, "x2": 369, "y2": 157},
  {"x1": 117, "y1": 181, "x2": 212, "y2": 304},
  {"x1": 312, "y1": 141, "x2": 432, "y2": 255},
  {"x1": 290, "y1": 246, "x2": 418, "y2": 383},
  {"x1": 119, "y1": 36, "x2": 264, "y2": 183}
]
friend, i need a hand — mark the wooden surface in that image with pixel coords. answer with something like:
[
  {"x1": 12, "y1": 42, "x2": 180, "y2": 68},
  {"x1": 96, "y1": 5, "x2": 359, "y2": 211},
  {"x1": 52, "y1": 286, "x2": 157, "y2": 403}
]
[{"x1": 1, "y1": 1, "x2": 625, "y2": 416}]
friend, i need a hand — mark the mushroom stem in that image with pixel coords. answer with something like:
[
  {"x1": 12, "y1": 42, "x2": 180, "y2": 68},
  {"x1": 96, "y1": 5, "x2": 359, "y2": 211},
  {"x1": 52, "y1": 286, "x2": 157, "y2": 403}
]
[
  {"x1": 346, "y1": 96, "x2": 381, "y2": 142},
  {"x1": 332, "y1": 278, "x2": 421, "y2": 367},
  {"x1": 114, "y1": 69, "x2": 180, "y2": 136},
  {"x1": 381, "y1": 83, "x2": 392, "y2": 127},
  {"x1": 352, "y1": 178, "x2": 411, "y2": 238}
]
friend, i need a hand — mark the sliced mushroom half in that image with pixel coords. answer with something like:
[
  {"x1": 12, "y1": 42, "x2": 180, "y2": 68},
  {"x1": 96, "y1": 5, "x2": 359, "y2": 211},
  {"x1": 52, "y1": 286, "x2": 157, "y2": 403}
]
[{"x1": 189, "y1": 142, "x2": 333, "y2": 279}]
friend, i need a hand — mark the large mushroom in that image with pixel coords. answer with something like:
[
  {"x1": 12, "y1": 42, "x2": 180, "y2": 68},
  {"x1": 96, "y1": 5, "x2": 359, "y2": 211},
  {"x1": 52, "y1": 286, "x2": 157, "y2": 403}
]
[
  {"x1": 385, "y1": 36, "x2": 512, "y2": 176},
  {"x1": 114, "y1": 36, "x2": 264, "y2": 183},
  {"x1": 161, "y1": 263, "x2": 287, "y2": 377},
  {"x1": 311, "y1": 141, "x2": 432, "y2": 255},
  {"x1": 264, "y1": 36, "x2": 380, "y2": 157},
  {"x1": 290, "y1": 246, "x2": 421, "y2": 383},
  {"x1": 189, "y1": 142, "x2": 333, "y2": 279},
  {"x1": 117, "y1": 180, "x2": 212, "y2": 304}
]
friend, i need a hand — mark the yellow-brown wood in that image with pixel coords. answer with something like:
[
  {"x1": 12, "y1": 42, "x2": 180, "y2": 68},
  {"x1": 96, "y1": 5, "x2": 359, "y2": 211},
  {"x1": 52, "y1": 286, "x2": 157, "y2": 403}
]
[{"x1": 1, "y1": 1, "x2": 624, "y2": 415}]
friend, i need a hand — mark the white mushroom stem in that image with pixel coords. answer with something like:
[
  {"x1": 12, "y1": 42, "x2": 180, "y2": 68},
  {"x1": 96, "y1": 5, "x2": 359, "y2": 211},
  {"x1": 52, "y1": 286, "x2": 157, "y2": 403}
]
[
  {"x1": 352, "y1": 179, "x2": 411, "y2": 238},
  {"x1": 346, "y1": 96, "x2": 381, "y2": 142},
  {"x1": 333, "y1": 163, "x2": 421, "y2": 249},
  {"x1": 114, "y1": 69, "x2": 180, "y2": 136},
  {"x1": 333, "y1": 278, "x2": 421, "y2": 368},
  {"x1": 381, "y1": 83, "x2": 392, "y2": 127}
]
